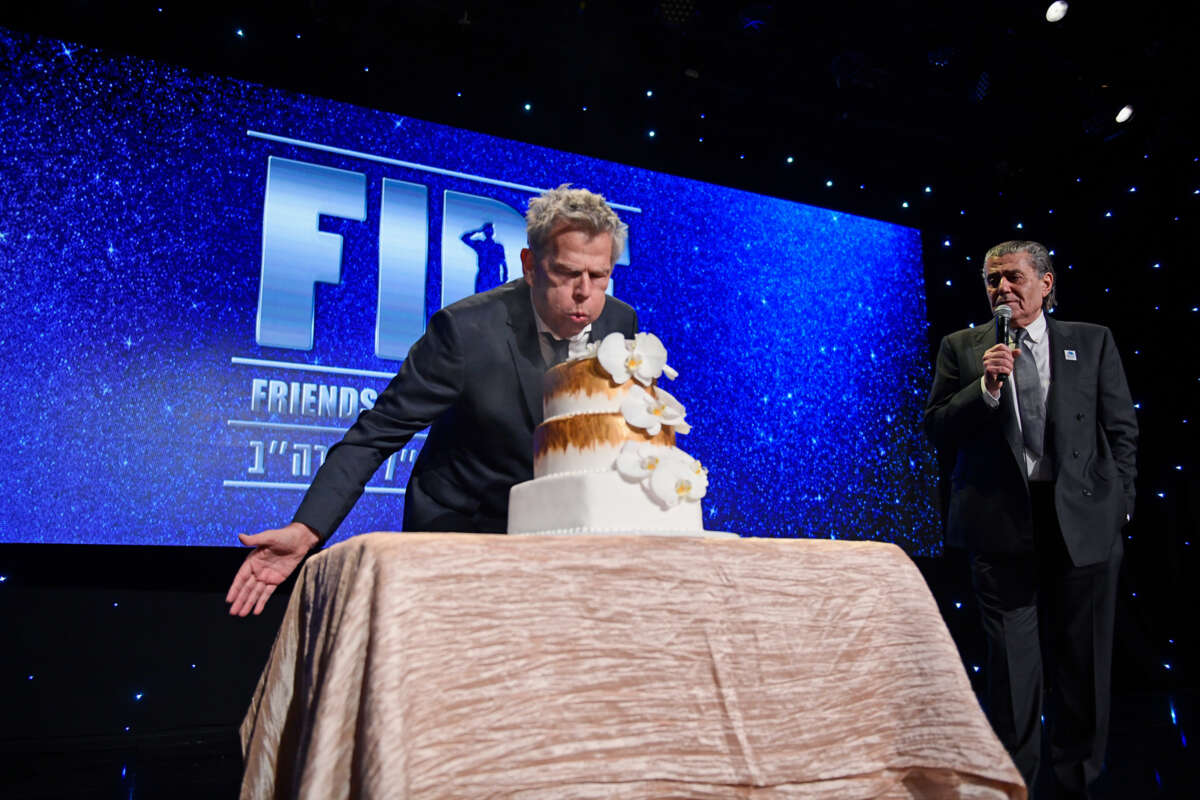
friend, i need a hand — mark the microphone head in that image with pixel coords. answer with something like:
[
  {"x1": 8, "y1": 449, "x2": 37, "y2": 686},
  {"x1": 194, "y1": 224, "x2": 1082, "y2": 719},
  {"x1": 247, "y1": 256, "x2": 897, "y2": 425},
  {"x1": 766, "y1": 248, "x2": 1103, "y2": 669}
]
[{"x1": 995, "y1": 304, "x2": 1012, "y2": 320}]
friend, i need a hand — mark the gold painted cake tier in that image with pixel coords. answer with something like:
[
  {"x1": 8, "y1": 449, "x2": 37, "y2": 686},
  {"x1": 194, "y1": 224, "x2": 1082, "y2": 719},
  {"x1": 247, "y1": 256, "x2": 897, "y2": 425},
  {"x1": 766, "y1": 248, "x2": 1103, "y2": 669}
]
[
  {"x1": 544, "y1": 356, "x2": 656, "y2": 402},
  {"x1": 534, "y1": 412, "x2": 675, "y2": 458}
]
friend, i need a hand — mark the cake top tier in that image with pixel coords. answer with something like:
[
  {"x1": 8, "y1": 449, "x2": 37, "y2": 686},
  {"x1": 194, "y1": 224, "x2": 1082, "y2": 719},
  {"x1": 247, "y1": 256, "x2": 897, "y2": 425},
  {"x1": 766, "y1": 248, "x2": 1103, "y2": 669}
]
[
  {"x1": 543, "y1": 332, "x2": 690, "y2": 435},
  {"x1": 547, "y1": 332, "x2": 677, "y2": 387}
]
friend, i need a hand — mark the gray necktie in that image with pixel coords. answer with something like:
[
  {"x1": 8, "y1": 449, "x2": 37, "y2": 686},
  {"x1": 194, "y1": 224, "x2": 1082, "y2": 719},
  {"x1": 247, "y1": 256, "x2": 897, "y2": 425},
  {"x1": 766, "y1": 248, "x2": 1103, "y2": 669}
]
[
  {"x1": 1013, "y1": 328, "x2": 1045, "y2": 458},
  {"x1": 543, "y1": 333, "x2": 569, "y2": 367}
]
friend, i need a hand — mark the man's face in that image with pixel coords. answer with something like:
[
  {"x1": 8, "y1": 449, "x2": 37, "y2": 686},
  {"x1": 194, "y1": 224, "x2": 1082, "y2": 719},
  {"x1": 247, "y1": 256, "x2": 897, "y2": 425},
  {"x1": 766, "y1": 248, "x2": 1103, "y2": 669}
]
[
  {"x1": 984, "y1": 252, "x2": 1052, "y2": 329},
  {"x1": 522, "y1": 225, "x2": 613, "y2": 339}
]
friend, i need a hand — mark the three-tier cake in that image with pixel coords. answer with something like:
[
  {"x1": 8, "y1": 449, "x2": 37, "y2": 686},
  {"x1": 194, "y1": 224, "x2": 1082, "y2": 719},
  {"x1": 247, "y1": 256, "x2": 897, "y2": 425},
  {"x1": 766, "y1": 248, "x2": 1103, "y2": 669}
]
[{"x1": 507, "y1": 332, "x2": 731, "y2": 537}]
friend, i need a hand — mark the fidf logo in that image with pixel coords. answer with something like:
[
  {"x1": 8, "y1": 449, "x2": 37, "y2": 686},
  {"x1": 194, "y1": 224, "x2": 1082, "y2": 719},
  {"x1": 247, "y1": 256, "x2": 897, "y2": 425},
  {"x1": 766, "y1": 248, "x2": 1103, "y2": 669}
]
[{"x1": 253, "y1": 148, "x2": 634, "y2": 361}]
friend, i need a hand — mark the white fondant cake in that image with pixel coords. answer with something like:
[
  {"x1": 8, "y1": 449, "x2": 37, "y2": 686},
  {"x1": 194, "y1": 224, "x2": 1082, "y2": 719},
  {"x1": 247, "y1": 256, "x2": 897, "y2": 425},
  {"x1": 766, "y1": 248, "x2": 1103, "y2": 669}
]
[{"x1": 508, "y1": 332, "x2": 734, "y2": 537}]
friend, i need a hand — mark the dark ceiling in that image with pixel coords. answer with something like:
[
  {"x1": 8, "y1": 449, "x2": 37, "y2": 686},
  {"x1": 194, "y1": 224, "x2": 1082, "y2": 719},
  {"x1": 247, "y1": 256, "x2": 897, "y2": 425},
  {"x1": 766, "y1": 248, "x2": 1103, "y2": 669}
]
[{"x1": 3, "y1": 1, "x2": 1196, "y2": 216}]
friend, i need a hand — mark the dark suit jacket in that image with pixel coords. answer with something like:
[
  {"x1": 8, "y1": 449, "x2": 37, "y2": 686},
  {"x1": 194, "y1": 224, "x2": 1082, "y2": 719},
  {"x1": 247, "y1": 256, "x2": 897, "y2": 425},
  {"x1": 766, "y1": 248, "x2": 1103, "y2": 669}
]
[
  {"x1": 294, "y1": 278, "x2": 638, "y2": 540},
  {"x1": 924, "y1": 316, "x2": 1137, "y2": 565}
]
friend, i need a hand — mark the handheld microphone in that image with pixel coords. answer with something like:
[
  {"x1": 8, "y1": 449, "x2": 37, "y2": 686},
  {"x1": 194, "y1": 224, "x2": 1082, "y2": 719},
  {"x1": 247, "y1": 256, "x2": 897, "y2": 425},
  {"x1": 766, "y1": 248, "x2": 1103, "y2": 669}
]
[{"x1": 994, "y1": 304, "x2": 1013, "y2": 384}]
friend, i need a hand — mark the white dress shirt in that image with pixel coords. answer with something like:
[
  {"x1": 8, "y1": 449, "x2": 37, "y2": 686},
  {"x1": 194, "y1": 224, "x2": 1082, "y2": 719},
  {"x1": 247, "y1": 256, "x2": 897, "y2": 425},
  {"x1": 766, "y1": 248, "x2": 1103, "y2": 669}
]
[{"x1": 981, "y1": 310, "x2": 1052, "y2": 480}]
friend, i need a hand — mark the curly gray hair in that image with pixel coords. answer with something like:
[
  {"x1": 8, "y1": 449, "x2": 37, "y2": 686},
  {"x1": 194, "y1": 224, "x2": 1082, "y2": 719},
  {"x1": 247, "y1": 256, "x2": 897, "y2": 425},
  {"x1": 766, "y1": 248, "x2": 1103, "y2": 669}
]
[
  {"x1": 982, "y1": 240, "x2": 1058, "y2": 311},
  {"x1": 526, "y1": 184, "x2": 628, "y2": 264}
]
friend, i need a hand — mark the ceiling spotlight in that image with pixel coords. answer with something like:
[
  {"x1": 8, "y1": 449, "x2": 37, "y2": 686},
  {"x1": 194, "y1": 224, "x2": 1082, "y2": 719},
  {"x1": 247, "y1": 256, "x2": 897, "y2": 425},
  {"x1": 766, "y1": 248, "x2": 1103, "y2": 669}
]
[
  {"x1": 1045, "y1": 2, "x2": 1069, "y2": 22},
  {"x1": 1116, "y1": 105, "x2": 1134, "y2": 123}
]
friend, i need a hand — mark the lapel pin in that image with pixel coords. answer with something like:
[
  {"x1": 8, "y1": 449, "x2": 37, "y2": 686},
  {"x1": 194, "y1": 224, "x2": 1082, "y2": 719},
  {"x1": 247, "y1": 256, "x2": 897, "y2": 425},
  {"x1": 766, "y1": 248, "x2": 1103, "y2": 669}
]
[{"x1": 1064, "y1": 349, "x2": 1077, "y2": 361}]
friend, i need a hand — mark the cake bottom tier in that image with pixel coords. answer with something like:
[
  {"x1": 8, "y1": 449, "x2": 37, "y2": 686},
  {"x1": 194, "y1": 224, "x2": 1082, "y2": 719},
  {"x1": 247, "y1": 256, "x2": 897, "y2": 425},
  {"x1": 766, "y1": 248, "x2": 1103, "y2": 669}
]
[{"x1": 508, "y1": 470, "x2": 725, "y2": 536}]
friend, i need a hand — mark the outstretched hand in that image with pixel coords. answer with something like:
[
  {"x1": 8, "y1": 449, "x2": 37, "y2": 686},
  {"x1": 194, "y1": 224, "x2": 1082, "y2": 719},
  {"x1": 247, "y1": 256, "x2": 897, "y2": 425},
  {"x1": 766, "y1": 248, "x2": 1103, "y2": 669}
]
[{"x1": 225, "y1": 522, "x2": 319, "y2": 616}]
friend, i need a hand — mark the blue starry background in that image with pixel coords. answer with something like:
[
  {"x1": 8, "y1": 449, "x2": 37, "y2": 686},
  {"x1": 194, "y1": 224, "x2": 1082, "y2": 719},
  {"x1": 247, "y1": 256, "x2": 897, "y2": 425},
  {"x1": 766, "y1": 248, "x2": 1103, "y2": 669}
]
[{"x1": 0, "y1": 28, "x2": 939, "y2": 551}]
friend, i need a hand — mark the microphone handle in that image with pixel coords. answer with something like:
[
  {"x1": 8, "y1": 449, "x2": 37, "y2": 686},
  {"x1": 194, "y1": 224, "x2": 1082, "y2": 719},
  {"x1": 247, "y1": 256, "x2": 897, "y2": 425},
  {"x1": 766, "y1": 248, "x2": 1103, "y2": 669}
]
[{"x1": 996, "y1": 316, "x2": 1010, "y2": 384}]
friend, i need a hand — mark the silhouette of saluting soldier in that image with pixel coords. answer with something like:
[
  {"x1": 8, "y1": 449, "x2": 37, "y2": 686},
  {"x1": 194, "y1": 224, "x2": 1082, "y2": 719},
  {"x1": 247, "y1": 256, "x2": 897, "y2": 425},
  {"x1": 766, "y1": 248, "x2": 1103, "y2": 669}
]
[{"x1": 461, "y1": 222, "x2": 508, "y2": 293}]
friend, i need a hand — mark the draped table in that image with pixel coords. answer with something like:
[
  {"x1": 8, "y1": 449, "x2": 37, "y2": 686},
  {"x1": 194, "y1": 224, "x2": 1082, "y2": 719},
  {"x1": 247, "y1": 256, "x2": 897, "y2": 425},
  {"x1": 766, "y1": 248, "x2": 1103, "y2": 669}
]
[{"x1": 240, "y1": 533, "x2": 1024, "y2": 799}]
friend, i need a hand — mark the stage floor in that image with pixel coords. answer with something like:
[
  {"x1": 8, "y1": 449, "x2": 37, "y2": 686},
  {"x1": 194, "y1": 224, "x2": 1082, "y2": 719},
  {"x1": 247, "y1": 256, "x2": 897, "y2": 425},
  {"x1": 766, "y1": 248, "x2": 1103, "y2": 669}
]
[{"x1": 1, "y1": 691, "x2": 1194, "y2": 799}]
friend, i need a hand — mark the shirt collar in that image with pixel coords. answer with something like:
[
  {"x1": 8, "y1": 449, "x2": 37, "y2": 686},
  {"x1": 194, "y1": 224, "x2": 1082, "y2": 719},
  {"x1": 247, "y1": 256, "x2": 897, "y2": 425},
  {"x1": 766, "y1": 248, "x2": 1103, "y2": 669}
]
[
  {"x1": 531, "y1": 290, "x2": 591, "y2": 342},
  {"x1": 1020, "y1": 310, "x2": 1047, "y2": 343}
]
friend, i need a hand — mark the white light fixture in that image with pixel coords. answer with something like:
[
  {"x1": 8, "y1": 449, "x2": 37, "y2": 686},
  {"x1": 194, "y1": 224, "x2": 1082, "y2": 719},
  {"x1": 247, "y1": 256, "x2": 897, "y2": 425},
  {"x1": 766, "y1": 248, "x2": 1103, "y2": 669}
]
[
  {"x1": 1116, "y1": 105, "x2": 1134, "y2": 123},
  {"x1": 1046, "y1": 2, "x2": 1069, "y2": 22}
]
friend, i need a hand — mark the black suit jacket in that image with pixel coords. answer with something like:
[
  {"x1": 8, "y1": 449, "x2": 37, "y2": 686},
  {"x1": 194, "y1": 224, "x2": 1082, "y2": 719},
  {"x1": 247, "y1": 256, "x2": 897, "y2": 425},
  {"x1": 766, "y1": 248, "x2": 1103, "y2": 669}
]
[
  {"x1": 294, "y1": 279, "x2": 638, "y2": 539},
  {"x1": 924, "y1": 316, "x2": 1137, "y2": 565}
]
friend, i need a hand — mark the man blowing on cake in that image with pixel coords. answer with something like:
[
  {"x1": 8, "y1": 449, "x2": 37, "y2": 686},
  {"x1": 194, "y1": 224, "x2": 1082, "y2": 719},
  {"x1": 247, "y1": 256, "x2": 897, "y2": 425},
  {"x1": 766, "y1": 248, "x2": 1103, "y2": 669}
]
[
  {"x1": 924, "y1": 241, "x2": 1137, "y2": 798},
  {"x1": 226, "y1": 185, "x2": 637, "y2": 616}
]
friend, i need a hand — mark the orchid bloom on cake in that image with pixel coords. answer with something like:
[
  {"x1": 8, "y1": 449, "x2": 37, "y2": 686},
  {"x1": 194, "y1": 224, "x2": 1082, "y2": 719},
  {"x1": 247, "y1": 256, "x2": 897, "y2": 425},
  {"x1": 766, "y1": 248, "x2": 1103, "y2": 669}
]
[
  {"x1": 620, "y1": 385, "x2": 685, "y2": 436},
  {"x1": 614, "y1": 443, "x2": 707, "y2": 507},
  {"x1": 647, "y1": 450, "x2": 708, "y2": 507},
  {"x1": 614, "y1": 441, "x2": 664, "y2": 481},
  {"x1": 653, "y1": 387, "x2": 690, "y2": 434},
  {"x1": 597, "y1": 332, "x2": 676, "y2": 385},
  {"x1": 674, "y1": 448, "x2": 709, "y2": 496}
]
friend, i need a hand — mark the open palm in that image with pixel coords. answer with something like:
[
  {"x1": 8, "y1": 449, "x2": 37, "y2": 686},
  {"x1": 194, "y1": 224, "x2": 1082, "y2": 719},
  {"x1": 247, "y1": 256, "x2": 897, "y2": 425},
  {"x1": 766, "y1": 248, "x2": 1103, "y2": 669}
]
[{"x1": 225, "y1": 523, "x2": 318, "y2": 616}]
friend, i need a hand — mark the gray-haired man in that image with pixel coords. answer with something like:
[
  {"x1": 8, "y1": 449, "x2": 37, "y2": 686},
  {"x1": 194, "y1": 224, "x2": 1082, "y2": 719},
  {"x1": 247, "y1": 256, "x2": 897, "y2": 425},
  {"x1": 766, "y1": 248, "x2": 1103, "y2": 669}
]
[
  {"x1": 227, "y1": 185, "x2": 637, "y2": 616},
  {"x1": 925, "y1": 241, "x2": 1137, "y2": 797}
]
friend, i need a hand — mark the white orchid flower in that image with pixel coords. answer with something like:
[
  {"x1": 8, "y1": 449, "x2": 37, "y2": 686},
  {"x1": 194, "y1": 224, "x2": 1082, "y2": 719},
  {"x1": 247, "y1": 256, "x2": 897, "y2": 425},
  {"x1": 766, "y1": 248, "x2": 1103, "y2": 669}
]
[
  {"x1": 620, "y1": 386, "x2": 663, "y2": 434},
  {"x1": 654, "y1": 387, "x2": 690, "y2": 434},
  {"x1": 620, "y1": 385, "x2": 686, "y2": 435},
  {"x1": 597, "y1": 332, "x2": 634, "y2": 383},
  {"x1": 675, "y1": 450, "x2": 709, "y2": 498},
  {"x1": 647, "y1": 455, "x2": 707, "y2": 507},
  {"x1": 614, "y1": 441, "x2": 664, "y2": 481},
  {"x1": 597, "y1": 332, "x2": 672, "y2": 385},
  {"x1": 628, "y1": 333, "x2": 668, "y2": 384}
]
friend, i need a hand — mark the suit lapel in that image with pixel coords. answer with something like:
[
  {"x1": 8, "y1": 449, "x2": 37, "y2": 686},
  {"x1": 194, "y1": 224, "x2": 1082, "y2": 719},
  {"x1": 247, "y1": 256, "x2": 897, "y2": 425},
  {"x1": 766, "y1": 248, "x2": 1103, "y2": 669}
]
[
  {"x1": 1046, "y1": 317, "x2": 1072, "y2": 434},
  {"x1": 969, "y1": 324, "x2": 993, "y2": 383},
  {"x1": 502, "y1": 283, "x2": 545, "y2": 426}
]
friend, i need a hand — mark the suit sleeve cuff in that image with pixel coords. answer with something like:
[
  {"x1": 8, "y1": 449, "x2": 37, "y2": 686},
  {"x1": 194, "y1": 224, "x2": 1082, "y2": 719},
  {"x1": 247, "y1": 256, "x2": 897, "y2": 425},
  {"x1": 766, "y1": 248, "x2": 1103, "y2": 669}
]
[{"x1": 980, "y1": 375, "x2": 1001, "y2": 408}]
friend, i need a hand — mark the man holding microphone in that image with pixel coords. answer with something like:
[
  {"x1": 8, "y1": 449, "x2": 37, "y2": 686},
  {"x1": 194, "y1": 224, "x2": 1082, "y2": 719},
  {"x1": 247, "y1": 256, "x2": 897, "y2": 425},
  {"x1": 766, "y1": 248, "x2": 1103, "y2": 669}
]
[{"x1": 925, "y1": 241, "x2": 1138, "y2": 798}]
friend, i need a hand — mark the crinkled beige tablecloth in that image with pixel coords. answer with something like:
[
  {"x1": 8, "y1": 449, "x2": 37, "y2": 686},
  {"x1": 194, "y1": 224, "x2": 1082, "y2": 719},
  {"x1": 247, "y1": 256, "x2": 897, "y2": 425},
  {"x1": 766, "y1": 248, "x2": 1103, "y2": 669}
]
[{"x1": 240, "y1": 533, "x2": 1024, "y2": 799}]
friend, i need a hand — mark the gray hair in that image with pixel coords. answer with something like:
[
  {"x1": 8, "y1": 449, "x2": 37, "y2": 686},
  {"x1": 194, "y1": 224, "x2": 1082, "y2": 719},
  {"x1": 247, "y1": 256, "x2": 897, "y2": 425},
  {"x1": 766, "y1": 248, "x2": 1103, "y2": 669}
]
[
  {"x1": 982, "y1": 240, "x2": 1057, "y2": 311},
  {"x1": 526, "y1": 184, "x2": 628, "y2": 264}
]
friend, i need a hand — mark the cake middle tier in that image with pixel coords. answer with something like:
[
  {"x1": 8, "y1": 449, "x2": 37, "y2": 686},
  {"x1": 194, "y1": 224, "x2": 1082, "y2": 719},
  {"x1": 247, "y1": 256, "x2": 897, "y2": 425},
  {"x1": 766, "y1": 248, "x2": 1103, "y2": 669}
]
[{"x1": 533, "y1": 413, "x2": 675, "y2": 478}]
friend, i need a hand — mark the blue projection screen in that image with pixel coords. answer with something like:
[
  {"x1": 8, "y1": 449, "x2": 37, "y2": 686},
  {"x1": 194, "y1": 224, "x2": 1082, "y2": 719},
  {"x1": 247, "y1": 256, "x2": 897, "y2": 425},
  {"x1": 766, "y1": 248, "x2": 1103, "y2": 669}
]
[{"x1": 0, "y1": 29, "x2": 940, "y2": 551}]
